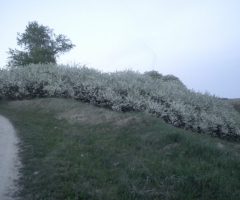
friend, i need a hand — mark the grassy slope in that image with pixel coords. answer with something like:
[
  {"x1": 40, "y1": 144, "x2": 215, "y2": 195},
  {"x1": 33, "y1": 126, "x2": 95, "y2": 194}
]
[{"x1": 1, "y1": 98, "x2": 240, "y2": 200}]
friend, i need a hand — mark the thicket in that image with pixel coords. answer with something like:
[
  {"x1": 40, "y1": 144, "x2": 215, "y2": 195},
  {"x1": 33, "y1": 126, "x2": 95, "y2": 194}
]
[{"x1": 0, "y1": 64, "x2": 240, "y2": 140}]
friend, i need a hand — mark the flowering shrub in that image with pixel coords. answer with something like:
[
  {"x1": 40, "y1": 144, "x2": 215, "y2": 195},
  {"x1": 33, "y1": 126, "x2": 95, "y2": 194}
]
[{"x1": 1, "y1": 64, "x2": 240, "y2": 140}]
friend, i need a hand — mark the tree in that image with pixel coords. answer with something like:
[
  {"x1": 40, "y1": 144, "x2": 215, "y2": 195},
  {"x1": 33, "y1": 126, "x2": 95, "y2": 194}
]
[{"x1": 6, "y1": 21, "x2": 75, "y2": 67}]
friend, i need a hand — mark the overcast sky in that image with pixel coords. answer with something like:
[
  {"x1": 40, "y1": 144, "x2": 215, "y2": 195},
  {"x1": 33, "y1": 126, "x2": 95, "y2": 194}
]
[{"x1": 1, "y1": 0, "x2": 240, "y2": 98}]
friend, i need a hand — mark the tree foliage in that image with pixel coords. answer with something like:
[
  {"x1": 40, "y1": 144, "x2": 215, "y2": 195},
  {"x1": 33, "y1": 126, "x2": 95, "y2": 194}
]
[{"x1": 6, "y1": 21, "x2": 75, "y2": 67}]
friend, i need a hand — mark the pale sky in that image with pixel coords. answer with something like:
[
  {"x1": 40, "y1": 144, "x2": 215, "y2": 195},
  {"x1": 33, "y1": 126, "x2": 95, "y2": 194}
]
[{"x1": 1, "y1": 0, "x2": 240, "y2": 98}]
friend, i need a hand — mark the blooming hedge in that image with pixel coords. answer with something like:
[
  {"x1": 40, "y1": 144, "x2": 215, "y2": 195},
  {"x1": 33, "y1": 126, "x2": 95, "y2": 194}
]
[{"x1": 1, "y1": 64, "x2": 239, "y2": 140}]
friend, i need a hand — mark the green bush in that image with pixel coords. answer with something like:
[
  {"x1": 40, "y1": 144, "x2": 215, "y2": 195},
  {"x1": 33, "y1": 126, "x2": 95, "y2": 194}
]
[{"x1": 0, "y1": 64, "x2": 239, "y2": 140}]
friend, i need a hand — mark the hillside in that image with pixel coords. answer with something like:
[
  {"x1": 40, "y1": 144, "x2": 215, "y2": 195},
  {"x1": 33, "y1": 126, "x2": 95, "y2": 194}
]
[{"x1": 0, "y1": 98, "x2": 240, "y2": 199}]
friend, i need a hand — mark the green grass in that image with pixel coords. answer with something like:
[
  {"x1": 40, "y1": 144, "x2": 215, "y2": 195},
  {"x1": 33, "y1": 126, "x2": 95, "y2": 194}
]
[{"x1": 1, "y1": 98, "x2": 240, "y2": 199}]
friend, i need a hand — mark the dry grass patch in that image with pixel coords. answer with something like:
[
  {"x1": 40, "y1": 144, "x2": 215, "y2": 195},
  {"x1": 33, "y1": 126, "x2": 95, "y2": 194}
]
[
  {"x1": 6, "y1": 98, "x2": 144, "y2": 127},
  {"x1": 163, "y1": 143, "x2": 180, "y2": 150}
]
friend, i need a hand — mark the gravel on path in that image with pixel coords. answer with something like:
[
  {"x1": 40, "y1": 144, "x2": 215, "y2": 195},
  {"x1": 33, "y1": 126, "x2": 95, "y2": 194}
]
[{"x1": 0, "y1": 115, "x2": 20, "y2": 200}]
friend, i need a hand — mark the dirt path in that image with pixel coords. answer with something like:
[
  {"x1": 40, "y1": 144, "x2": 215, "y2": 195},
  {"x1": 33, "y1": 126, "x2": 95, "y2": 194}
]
[{"x1": 0, "y1": 115, "x2": 20, "y2": 200}]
